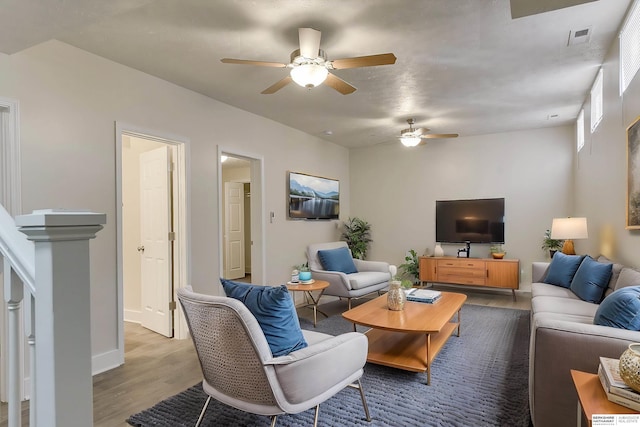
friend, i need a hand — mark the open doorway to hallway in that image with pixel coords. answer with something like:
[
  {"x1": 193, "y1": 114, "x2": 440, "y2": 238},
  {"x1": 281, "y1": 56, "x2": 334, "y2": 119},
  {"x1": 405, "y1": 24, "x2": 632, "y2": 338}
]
[
  {"x1": 221, "y1": 154, "x2": 252, "y2": 283},
  {"x1": 116, "y1": 124, "x2": 189, "y2": 353}
]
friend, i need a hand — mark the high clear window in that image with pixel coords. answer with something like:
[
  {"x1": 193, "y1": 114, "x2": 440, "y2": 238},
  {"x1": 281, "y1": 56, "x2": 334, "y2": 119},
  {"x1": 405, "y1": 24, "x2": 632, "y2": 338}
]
[
  {"x1": 590, "y1": 68, "x2": 603, "y2": 133},
  {"x1": 577, "y1": 109, "x2": 585, "y2": 152},
  {"x1": 620, "y1": 0, "x2": 640, "y2": 95}
]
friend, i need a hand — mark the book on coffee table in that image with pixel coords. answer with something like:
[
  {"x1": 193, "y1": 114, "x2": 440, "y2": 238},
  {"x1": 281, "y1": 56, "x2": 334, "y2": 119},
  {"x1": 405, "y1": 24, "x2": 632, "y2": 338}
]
[
  {"x1": 598, "y1": 356, "x2": 640, "y2": 410},
  {"x1": 406, "y1": 288, "x2": 442, "y2": 303}
]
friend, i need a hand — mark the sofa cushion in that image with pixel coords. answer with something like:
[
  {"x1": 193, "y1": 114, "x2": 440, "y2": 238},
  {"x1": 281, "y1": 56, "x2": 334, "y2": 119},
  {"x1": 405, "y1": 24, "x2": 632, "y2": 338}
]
[
  {"x1": 347, "y1": 271, "x2": 390, "y2": 290},
  {"x1": 543, "y1": 252, "x2": 585, "y2": 288},
  {"x1": 221, "y1": 279, "x2": 308, "y2": 357},
  {"x1": 317, "y1": 247, "x2": 358, "y2": 274},
  {"x1": 614, "y1": 268, "x2": 640, "y2": 291},
  {"x1": 594, "y1": 286, "x2": 640, "y2": 330},
  {"x1": 531, "y1": 295, "x2": 600, "y2": 318},
  {"x1": 531, "y1": 282, "x2": 580, "y2": 300},
  {"x1": 570, "y1": 256, "x2": 612, "y2": 303}
]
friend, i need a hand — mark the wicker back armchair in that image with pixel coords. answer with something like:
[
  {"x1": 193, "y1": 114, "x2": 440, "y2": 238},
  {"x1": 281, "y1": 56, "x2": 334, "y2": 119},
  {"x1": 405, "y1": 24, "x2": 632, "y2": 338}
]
[{"x1": 177, "y1": 286, "x2": 371, "y2": 427}]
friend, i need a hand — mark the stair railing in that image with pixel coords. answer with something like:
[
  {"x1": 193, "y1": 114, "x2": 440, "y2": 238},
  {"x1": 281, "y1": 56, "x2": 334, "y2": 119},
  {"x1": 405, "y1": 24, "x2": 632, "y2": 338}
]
[{"x1": 0, "y1": 207, "x2": 105, "y2": 427}]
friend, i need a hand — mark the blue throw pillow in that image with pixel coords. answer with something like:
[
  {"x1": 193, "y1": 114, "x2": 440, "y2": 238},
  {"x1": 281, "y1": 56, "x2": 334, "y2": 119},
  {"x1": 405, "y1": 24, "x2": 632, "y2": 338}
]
[
  {"x1": 570, "y1": 256, "x2": 613, "y2": 303},
  {"x1": 543, "y1": 252, "x2": 585, "y2": 288},
  {"x1": 220, "y1": 279, "x2": 307, "y2": 357},
  {"x1": 594, "y1": 286, "x2": 640, "y2": 330},
  {"x1": 317, "y1": 247, "x2": 358, "y2": 274}
]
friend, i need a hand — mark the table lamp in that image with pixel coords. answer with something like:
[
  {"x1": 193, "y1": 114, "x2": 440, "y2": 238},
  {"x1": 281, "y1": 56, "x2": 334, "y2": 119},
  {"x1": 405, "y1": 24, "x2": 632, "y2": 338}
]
[{"x1": 550, "y1": 217, "x2": 588, "y2": 255}]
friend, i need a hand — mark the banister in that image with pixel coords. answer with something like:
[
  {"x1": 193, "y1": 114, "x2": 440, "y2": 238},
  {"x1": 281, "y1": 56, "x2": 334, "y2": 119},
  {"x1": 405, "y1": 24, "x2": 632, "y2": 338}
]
[{"x1": 0, "y1": 204, "x2": 35, "y2": 294}]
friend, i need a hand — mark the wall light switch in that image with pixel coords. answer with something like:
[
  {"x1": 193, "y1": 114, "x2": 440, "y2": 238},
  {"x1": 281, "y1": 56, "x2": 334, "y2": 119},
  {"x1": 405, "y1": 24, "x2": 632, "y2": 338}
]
[{"x1": 270, "y1": 211, "x2": 275, "y2": 223}]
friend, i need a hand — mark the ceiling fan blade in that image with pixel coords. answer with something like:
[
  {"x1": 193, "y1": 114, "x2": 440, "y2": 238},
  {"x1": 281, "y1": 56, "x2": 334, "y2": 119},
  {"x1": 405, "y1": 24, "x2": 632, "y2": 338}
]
[
  {"x1": 324, "y1": 72, "x2": 357, "y2": 95},
  {"x1": 299, "y1": 28, "x2": 322, "y2": 58},
  {"x1": 261, "y1": 76, "x2": 293, "y2": 94},
  {"x1": 416, "y1": 127, "x2": 430, "y2": 135},
  {"x1": 421, "y1": 133, "x2": 459, "y2": 139},
  {"x1": 330, "y1": 53, "x2": 397, "y2": 69},
  {"x1": 221, "y1": 58, "x2": 287, "y2": 68}
]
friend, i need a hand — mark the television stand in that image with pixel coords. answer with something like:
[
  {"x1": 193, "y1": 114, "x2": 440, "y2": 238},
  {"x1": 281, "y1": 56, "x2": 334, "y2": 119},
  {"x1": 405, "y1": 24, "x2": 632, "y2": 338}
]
[{"x1": 418, "y1": 256, "x2": 520, "y2": 301}]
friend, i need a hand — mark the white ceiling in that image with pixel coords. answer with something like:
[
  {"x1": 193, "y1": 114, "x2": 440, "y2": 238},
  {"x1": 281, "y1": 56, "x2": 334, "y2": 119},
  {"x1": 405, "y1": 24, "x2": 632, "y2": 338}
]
[{"x1": 0, "y1": 0, "x2": 632, "y2": 148}]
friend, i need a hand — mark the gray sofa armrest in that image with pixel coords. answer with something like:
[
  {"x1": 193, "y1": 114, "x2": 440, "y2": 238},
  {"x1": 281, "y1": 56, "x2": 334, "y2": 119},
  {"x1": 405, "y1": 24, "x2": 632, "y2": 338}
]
[
  {"x1": 530, "y1": 316, "x2": 640, "y2": 427},
  {"x1": 532, "y1": 262, "x2": 550, "y2": 283},
  {"x1": 310, "y1": 269, "x2": 351, "y2": 291}
]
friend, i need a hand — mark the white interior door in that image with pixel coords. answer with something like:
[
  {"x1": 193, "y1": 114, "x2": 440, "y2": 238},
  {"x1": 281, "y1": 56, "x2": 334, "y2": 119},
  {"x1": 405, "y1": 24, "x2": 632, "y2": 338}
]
[
  {"x1": 140, "y1": 146, "x2": 173, "y2": 337},
  {"x1": 224, "y1": 181, "x2": 245, "y2": 279}
]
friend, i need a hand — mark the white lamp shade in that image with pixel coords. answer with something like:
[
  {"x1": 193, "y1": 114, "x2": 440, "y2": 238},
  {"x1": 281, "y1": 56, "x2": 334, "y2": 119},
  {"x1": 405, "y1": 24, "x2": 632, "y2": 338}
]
[
  {"x1": 400, "y1": 136, "x2": 421, "y2": 147},
  {"x1": 290, "y1": 64, "x2": 329, "y2": 88},
  {"x1": 550, "y1": 217, "x2": 588, "y2": 240}
]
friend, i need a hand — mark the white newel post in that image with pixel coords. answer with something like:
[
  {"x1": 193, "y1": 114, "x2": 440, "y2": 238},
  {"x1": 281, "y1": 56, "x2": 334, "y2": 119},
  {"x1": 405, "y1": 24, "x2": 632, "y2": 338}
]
[{"x1": 16, "y1": 209, "x2": 106, "y2": 427}]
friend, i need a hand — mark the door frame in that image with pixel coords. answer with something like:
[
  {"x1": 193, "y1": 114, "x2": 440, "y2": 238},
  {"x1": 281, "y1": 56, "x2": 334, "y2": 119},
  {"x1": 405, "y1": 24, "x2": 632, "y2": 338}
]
[
  {"x1": 115, "y1": 122, "x2": 190, "y2": 360},
  {"x1": 217, "y1": 146, "x2": 265, "y2": 292}
]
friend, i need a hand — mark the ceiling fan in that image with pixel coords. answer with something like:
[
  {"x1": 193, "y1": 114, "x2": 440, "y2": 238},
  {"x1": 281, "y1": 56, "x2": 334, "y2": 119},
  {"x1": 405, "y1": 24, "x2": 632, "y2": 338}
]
[
  {"x1": 398, "y1": 118, "x2": 459, "y2": 147},
  {"x1": 221, "y1": 28, "x2": 396, "y2": 95}
]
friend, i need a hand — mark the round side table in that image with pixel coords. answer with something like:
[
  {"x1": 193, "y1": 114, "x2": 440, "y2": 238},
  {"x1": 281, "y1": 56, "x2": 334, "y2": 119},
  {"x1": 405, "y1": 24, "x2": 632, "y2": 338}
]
[{"x1": 286, "y1": 280, "x2": 330, "y2": 327}]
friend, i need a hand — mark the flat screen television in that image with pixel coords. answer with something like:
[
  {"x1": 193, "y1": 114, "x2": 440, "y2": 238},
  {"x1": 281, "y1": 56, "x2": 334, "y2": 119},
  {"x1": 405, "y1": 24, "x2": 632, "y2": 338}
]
[
  {"x1": 288, "y1": 171, "x2": 339, "y2": 220},
  {"x1": 436, "y1": 198, "x2": 505, "y2": 243}
]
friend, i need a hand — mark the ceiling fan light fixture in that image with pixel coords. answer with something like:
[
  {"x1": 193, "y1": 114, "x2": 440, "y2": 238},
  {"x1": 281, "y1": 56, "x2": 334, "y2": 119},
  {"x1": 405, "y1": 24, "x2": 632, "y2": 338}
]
[
  {"x1": 400, "y1": 135, "x2": 421, "y2": 147},
  {"x1": 290, "y1": 64, "x2": 328, "y2": 88}
]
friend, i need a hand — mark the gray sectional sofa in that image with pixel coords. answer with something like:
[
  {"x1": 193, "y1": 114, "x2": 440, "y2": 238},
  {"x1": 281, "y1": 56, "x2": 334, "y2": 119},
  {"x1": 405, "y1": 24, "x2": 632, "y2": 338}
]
[{"x1": 529, "y1": 256, "x2": 640, "y2": 427}]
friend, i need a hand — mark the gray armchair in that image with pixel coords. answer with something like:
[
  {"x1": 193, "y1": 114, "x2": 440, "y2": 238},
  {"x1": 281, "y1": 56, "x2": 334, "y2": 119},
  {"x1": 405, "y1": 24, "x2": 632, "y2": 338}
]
[
  {"x1": 177, "y1": 286, "x2": 371, "y2": 427},
  {"x1": 307, "y1": 242, "x2": 397, "y2": 310}
]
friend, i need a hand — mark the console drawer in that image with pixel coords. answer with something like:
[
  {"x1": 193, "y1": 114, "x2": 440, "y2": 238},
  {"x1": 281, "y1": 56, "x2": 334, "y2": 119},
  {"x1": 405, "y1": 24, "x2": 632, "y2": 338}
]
[{"x1": 437, "y1": 259, "x2": 485, "y2": 269}]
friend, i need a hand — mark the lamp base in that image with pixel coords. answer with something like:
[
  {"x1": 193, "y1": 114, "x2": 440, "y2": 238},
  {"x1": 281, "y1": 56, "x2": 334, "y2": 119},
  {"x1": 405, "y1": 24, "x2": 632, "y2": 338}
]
[{"x1": 561, "y1": 239, "x2": 576, "y2": 255}]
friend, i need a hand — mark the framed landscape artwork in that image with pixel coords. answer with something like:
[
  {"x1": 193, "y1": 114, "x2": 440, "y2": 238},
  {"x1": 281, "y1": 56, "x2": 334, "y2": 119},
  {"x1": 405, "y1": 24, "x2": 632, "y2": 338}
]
[
  {"x1": 287, "y1": 171, "x2": 339, "y2": 220},
  {"x1": 627, "y1": 115, "x2": 640, "y2": 229}
]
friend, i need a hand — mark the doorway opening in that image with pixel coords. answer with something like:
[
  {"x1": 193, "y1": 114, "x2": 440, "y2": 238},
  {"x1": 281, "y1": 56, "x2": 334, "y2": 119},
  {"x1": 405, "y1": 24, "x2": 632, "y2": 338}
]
[
  {"x1": 218, "y1": 150, "x2": 265, "y2": 291},
  {"x1": 116, "y1": 124, "x2": 189, "y2": 364}
]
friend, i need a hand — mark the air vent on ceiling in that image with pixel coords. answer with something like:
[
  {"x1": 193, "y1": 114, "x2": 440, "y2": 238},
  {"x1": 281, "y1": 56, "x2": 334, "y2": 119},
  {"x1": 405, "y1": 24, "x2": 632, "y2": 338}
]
[{"x1": 568, "y1": 27, "x2": 592, "y2": 46}]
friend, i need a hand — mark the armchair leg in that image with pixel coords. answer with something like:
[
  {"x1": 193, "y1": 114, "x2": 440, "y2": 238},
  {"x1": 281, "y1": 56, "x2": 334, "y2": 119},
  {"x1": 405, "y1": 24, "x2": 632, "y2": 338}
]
[
  {"x1": 195, "y1": 396, "x2": 211, "y2": 427},
  {"x1": 348, "y1": 379, "x2": 372, "y2": 422},
  {"x1": 311, "y1": 404, "x2": 320, "y2": 427},
  {"x1": 348, "y1": 298, "x2": 352, "y2": 310},
  {"x1": 270, "y1": 415, "x2": 278, "y2": 427}
]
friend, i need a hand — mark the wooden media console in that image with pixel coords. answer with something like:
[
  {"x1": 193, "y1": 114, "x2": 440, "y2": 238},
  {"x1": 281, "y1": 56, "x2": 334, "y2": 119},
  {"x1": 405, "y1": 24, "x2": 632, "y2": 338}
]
[{"x1": 419, "y1": 256, "x2": 520, "y2": 300}]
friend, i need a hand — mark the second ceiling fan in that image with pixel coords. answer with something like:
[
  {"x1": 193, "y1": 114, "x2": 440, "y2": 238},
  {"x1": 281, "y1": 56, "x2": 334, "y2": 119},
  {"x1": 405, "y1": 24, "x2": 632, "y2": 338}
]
[
  {"x1": 399, "y1": 118, "x2": 459, "y2": 147},
  {"x1": 221, "y1": 28, "x2": 396, "y2": 95}
]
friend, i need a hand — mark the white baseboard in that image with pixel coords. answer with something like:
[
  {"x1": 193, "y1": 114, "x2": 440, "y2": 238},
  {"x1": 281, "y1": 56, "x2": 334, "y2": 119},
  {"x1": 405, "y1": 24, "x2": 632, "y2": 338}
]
[
  {"x1": 92, "y1": 349, "x2": 123, "y2": 376},
  {"x1": 124, "y1": 309, "x2": 141, "y2": 324}
]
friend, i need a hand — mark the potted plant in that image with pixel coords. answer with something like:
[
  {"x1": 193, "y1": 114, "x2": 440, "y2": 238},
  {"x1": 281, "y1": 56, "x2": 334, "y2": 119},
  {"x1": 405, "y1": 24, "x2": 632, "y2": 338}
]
[
  {"x1": 541, "y1": 229, "x2": 563, "y2": 258},
  {"x1": 490, "y1": 244, "x2": 506, "y2": 259},
  {"x1": 399, "y1": 249, "x2": 420, "y2": 284},
  {"x1": 294, "y1": 263, "x2": 312, "y2": 282},
  {"x1": 341, "y1": 217, "x2": 372, "y2": 260}
]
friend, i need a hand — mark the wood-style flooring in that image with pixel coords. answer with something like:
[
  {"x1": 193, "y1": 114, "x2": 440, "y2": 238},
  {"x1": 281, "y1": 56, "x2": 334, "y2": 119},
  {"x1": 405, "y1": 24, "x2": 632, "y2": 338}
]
[{"x1": 0, "y1": 286, "x2": 531, "y2": 426}]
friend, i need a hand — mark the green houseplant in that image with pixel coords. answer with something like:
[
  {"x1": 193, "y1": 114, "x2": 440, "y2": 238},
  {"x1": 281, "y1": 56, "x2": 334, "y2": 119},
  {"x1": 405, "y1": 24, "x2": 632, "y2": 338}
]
[
  {"x1": 399, "y1": 249, "x2": 420, "y2": 284},
  {"x1": 541, "y1": 229, "x2": 563, "y2": 258},
  {"x1": 341, "y1": 217, "x2": 372, "y2": 260}
]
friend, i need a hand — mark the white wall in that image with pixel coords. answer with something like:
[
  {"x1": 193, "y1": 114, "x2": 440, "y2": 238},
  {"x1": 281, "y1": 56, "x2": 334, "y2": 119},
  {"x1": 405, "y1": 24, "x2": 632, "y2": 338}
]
[
  {"x1": 349, "y1": 126, "x2": 575, "y2": 288},
  {"x1": 575, "y1": 31, "x2": 640, "y2": 267},
  {"x1": 0, "y1": 40, "x2": 350, "y2": 371}
]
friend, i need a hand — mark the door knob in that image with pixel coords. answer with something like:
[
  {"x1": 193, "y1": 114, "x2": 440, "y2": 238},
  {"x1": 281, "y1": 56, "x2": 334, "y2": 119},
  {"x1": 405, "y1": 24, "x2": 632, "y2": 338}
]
[{"x1": 137, "y1": 246, "x2": 145, "y2": 253}]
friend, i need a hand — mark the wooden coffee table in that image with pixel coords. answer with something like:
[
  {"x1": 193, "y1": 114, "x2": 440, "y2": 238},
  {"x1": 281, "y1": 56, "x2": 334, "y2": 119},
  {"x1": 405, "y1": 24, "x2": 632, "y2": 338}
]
[{"x1": 342, "y1": 292, "x2": 467, "y2": 385}]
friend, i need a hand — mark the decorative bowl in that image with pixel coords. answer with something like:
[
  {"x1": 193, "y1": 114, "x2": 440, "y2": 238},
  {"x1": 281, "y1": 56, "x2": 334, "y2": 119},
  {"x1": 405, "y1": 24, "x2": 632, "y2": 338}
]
[
  {"x1": 492, "y1": 252, "x2": 505, "y2": 259},
  {"x1": 619, "y1": 343, "x2": 640, "y2": 392}
]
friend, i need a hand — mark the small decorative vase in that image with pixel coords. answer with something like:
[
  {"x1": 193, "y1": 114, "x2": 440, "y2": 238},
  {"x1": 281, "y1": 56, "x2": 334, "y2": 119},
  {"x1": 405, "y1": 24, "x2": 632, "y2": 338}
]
[
  {"x1": 387, "y1": 281, "x2": 406, "y2": 311},
  {"x1": 299, "y1": 271, "x2": 312, "y2": 282},
  {"x1": 434, "y1": 243, "x2": 444, "y2": 257},
  {"x1": 619, "y1": 343, "x2": 640, "y2": 392}
]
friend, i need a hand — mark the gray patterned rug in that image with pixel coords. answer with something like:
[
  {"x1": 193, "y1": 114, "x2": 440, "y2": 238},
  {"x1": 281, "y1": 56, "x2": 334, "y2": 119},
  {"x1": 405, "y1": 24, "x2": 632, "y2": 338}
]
[{"x1": 127, "y1": 304, "x2": 531, "y2": 427}]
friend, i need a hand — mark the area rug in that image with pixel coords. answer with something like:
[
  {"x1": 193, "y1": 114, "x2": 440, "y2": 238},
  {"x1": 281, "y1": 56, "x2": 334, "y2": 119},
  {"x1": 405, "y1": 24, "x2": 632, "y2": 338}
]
[{"x1": 127, "y1": 304, "x2": 531, "y2": 427}]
